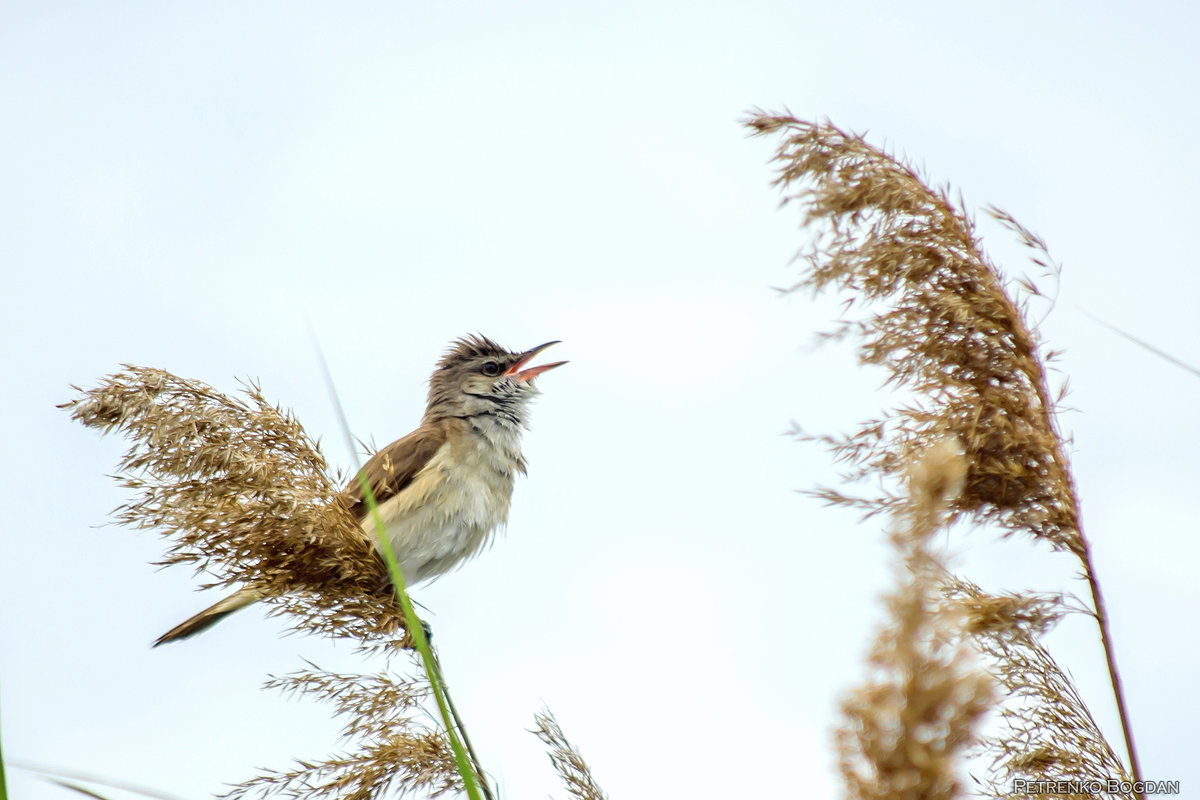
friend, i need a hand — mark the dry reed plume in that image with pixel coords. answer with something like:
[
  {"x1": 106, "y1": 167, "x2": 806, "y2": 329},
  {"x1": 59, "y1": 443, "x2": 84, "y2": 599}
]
[
  {"x1": 746, "y1": 113, "x2": 1141, "y2": 798},
  {"x1": 946, "y1": 580, "x2": 1132, "y2": 799},
  {"x1": 62, "y1": 366, "x2": 408, "y2": 650},
  {"x1": 64, "y1": 366, "x2": 604, "y2": 800},
  {"x1": 531, "y1": 710, "x2": 608, "y2": 800},
  {"x1": 223, "y1": 665, "x2": 460, "y2": 800}
]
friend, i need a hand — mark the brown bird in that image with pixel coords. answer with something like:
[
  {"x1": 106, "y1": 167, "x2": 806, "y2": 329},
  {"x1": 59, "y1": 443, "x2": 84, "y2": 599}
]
[{"x1": 154, "y1": 335, "x2": 566, "y2": 646}]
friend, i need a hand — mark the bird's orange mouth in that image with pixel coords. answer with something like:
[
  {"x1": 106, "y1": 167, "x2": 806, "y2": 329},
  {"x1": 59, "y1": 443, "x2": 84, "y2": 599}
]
[{"x1": 506, "y1": 341, "x2": 567, "y2": 382}]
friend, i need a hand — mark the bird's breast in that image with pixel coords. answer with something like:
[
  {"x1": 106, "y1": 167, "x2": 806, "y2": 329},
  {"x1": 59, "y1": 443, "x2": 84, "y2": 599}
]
[{"x1": 366, "y1": 425, "x2": 524, "y2": 585}]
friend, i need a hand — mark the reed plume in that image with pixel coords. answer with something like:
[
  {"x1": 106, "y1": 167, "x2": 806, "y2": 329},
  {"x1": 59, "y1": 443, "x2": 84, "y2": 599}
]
[
  {"x1": 746, "y1": 114, "x2": 1078, "y2": 552},
  {"x1": 531, "y1": 710, "x2": 608, "y2": 800},
  {"x1": 947, "y1": 580, "x2": 1133, "y2": 798},
  {"x1": 222, "y1": 663, "x2": 461, "y2": 800},
  {"x1": 62, "y1": 366, "x2": 408, "y2": 650},
  {"x1": 746, "y1": 113, "x2": 1142, "y2": 797},
  {"x1": 836, "y1": 440, "x2": 991, "y2": 800}
]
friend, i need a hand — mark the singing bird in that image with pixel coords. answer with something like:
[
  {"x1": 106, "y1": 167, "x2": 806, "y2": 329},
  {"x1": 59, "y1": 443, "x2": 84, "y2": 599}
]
[{"x1": 154, "y1": 335, "x2": 566, "y2": 646}]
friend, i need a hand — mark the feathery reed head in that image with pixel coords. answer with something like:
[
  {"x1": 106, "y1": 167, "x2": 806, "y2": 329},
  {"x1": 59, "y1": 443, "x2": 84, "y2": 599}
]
[
  {"x1": 61, "y1": 365, "x2": 407, "y2": 649},
  {"x1": 945, "y1": 580, "x2": 1133, "y2": 798},
  {"x1": 747, "y1": 113, "x2": 1081, "y2": 555},
  {"x1": 531, "y1": 709, "x2": 608, "y2": 800},
  {"x1": 223, "y1": 663, "x2": 462, "y2": 800}
]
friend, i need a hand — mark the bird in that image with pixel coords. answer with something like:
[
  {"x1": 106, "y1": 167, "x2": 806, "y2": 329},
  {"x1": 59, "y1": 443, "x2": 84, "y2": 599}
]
[{"x1": 153, "y1": 334, "x2": 566, "y2": 646}]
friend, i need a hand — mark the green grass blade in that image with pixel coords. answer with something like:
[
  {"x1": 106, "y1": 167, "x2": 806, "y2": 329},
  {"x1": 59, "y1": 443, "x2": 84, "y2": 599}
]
[
  {"x1": 314, "y1": 344, "x2": 488, "y2": 800},
  {"x1": 0, "y1": 681, "x2": 7, "y2": 800}
]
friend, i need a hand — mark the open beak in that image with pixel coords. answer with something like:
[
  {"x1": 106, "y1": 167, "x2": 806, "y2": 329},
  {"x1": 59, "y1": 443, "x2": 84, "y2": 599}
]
[{"x1": 505, "y1": 340, "x2": 567, "y2": 382}]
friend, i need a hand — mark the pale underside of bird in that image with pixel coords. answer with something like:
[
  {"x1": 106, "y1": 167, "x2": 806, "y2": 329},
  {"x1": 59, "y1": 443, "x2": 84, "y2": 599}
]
[{"x1": 154, "y1": 334, "x2": 565, "y2": 646}]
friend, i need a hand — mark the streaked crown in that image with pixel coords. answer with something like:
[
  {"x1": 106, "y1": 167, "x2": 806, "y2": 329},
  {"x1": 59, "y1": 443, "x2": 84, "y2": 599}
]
[{"x1": 424, "y1": 335, "x2": 565, "y2": 425}]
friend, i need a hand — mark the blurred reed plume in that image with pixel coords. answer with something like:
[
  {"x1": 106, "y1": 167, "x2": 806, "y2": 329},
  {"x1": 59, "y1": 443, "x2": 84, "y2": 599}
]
[
  {"x1": 63, "y1": 366, "x2": 603, "y2": 800},
  {"x1": 837, "y1": 440, "x2": 991, "y2": 800},
  {"x1": 746, "y1": 113, "x2": 1141, "y2": 798}
]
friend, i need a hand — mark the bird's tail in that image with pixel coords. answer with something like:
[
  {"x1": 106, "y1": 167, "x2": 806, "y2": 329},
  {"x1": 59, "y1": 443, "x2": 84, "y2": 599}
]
[{"x1": 153, "y1": 588, "x2": 265, "y2": 647}]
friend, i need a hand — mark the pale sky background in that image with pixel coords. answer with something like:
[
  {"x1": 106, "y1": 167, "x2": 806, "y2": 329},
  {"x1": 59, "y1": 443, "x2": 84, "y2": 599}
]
[{"x1": 2, "y1": 2, "x2": 1197, "y2": 798}]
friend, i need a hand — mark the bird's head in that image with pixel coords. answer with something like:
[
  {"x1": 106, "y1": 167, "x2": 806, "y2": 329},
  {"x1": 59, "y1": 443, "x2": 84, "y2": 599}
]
[{"x1": 425, "y1": 335, "x2": 566, "y2": 425}]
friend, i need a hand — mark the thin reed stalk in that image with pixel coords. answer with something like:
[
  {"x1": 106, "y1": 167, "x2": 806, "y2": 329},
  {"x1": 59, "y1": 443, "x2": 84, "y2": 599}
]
[
  {"x1": 12, "y1": 761, "x2": 189, "y2": 800},
  {"x1": 1081, "y1": 555, "x2": 1141, "y2": 787}
]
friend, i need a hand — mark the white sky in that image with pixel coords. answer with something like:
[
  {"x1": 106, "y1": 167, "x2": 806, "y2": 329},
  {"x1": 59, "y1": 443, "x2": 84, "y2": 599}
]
[{"x1": 2, "y1": 2, "x2": 1197, "y2": 798}]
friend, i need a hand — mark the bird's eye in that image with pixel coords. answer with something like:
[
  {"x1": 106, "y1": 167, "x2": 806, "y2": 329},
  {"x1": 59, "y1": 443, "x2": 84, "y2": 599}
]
[{"x1": 481, "y1": 361, "x2": 501, "y2": 376}]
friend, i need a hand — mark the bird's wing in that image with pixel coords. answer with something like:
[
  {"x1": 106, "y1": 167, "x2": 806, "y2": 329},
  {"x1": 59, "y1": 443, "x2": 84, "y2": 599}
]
[{"x1": 338, "y1": 425, "x2": 447, "y2": 522}]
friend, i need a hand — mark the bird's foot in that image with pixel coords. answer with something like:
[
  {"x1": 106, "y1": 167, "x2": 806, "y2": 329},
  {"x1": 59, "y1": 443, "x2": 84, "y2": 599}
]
[{"x1": 401, "y1": 617, "x2": 433, "y2": 649}]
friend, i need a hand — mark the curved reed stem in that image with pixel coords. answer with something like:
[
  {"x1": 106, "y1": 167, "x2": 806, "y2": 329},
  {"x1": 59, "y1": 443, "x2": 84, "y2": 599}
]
[
  {"x1": 1081, "y1": 543, "x2": 1143, "y2": 794},
  {"x1": 430, "y1": 653, "x2": 496, "y2": 800}
]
